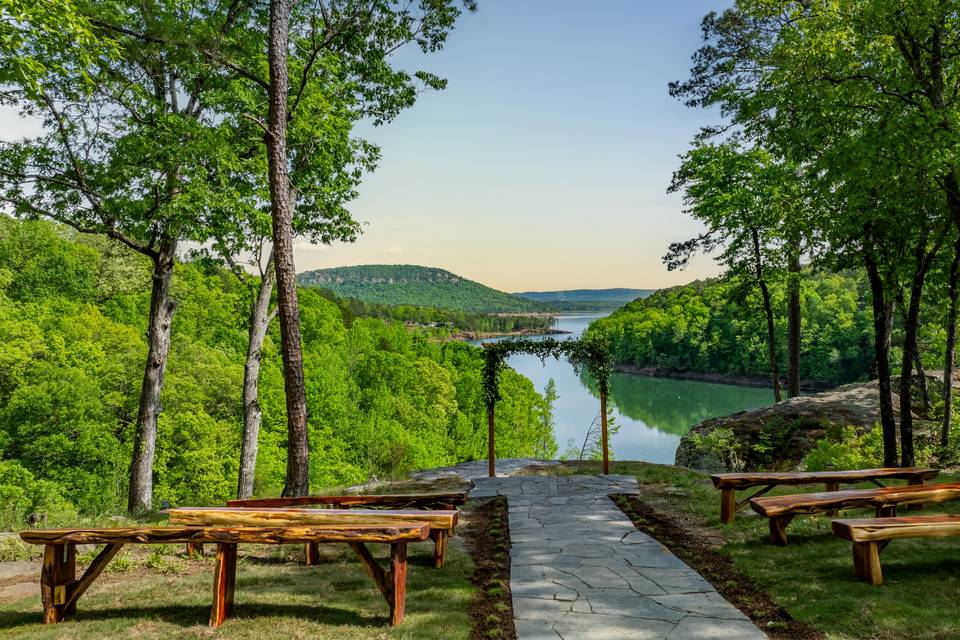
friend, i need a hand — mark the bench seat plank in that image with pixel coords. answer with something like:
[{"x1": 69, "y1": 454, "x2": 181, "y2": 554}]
[
  {"x1": 226, "y1": 491, "x2": 467, "y2": 510},
  {"x1": 832, "y1": 515, "x2": 960, "y2": 585},
  {"x1": 750, "y1": 482, "x2": 960, "y2": 545},
  {"x1": 711, "y1": 467, "x2": 938, "y2": 524},
  {"x1": 22, "y1": 523, "x2": 429, "y2": 545}
]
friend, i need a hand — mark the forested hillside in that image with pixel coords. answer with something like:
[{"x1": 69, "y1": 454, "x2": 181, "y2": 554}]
[
  {"x1": 0, "y1": 220, "x2": 555, "y2": 527},
  {"x1": 514, "y1": 288, "x2": 655, "y2": 312},
  {"x1": 589, "y1": 272, "x2": 903, "y2": 388},
  {"x1": 299, "y1": 265, "x2": 546, "y2": 313}
]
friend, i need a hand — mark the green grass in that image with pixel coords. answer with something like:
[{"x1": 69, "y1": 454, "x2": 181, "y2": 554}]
[
  {"x1": 0, "y1": 540, "x2": 474, "y2": 639},
  {"x1": 530, "y1": 460, "x2": 960, "y2": 640}
]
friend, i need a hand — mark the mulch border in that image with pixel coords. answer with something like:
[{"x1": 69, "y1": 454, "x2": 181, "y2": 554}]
[
  {"x1": 464, "y1": 496, "x2": 516, "y2": 640},
  {"x1": 611, "y1": 494, "x2": 823, "y2": 640}
]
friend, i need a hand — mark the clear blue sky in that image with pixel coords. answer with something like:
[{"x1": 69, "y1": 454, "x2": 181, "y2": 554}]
[{"x1": 298, "y1": 0, "x2": 732, "y2": 291}]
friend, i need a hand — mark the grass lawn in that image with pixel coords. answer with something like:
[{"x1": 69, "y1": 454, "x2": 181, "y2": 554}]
[
  {"x1": 0, "y1": 530, "x2": 476, "y2": 639},
  {"x1": 530, "y1": 461, "x2": 960, "y2": 640}
]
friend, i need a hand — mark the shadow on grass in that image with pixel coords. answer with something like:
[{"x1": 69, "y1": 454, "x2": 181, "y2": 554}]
[{"x1": 0, "y1": 602, "x2": 389, "y2": 631}]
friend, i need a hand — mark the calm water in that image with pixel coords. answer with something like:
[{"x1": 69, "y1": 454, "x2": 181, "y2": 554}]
[{"x1": 473, "y1": 315, "x2": 772, "y2": 464}]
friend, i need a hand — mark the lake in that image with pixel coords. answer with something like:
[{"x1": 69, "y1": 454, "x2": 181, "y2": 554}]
[{"x1": 474, "y1": 315, "x2": 773, "y2": 464}]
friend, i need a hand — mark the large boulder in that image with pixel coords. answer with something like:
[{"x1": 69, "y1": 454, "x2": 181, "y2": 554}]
[{"x1": 675, "y1": 381, "x2": 902, "y2": 472}]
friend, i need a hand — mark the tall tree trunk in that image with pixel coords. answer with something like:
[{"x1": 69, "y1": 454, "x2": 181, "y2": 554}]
[
  {"x1": 751, "y1": 228, "x2": 782, "y2": 402},
  {"x1": 267, "y1": 0, "x2": 310, "y2": 497},
  {"x1": 128, "y1": 241, "x2": 177, "y2": 512},
  {"x1": 898, "y1": 229, "x2": 932, "y2": 468},
  {"x1": 237, "y1": 253, "x2": 276, "y2": 500},
  {"x1": 864, "y1": 234, "x2": 898, "y2": 466},
  {"x1": 942, "y1": 236, "x2": 960, "y2": 447},
  {"x1": 787, "y1": 242, "x2": 802, "y2": 398}
]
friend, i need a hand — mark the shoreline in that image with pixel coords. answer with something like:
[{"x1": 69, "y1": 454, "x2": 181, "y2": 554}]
[
  {"x1": 451, "y1": 328, "x2": 571, "y2": 341},
  {"x1": 612, "y1": 364, "x2": 834, "y2": 392}
]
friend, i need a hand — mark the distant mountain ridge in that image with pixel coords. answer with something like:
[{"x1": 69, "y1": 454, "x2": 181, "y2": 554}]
[
  {"x1": 297, "y1": 264, "x2": 547, "y2": 313},
  {"x1": 514, "y1": 288, "x2": 655, "y2": 303}
]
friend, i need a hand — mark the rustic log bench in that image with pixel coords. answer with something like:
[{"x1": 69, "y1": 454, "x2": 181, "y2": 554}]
[
  {"x1": 169, "y1": 506, "x2": 459, "y2": 569},
  {"x1": 215, "y1": 492, "x2": 466, "y2": 567},
  {"x1": 20, "y1": 523, "x2": 428, "y2": 626},
  {"x1": 711, "y1": 467, "x2": 939, "y2": 523},
  {"x1": 750, "y1": 481, "x2": 960, "y2": 545},
  {"x1": 832, "y1": 515, "x2": 960, "y2": 585}
]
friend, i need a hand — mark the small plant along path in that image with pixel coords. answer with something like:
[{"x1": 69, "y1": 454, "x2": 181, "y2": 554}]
[{"x1": 470, "y1": 475, "x2": 766, "y2": 640}]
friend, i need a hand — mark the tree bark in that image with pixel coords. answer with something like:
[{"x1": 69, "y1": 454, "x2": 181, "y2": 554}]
[
  {"x1": 864, "y1": 234, "x2": 898, "y2": 467},
  {"x1": 128, "y1": 241, "x2": 177, "y2": 512},
  {"x1": 913, "y1": 350, "x2": 929, "y2": 417},
  {"x1": 237, "y1": 252, "x2": 276, "y2": 500},
  {"x1": 751, "y1": 228, "x2": 782, "y2": 402},
  {"x1": 942, "y1": 236, "x2": 960, "y2": 447},
  {"x1": 267, "y1": 0, "x2": 310, "y2": 497},
  {"x1": 898, "y1": 228, "x2": 932, "y2": 468},
  {"x1": 787, "y1": 242, "x2": 802, "y2": 398}
]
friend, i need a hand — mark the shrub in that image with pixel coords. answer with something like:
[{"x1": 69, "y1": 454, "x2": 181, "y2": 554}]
[{"x1": 802, "y1": 424, "x2": 884, "y2": 471}]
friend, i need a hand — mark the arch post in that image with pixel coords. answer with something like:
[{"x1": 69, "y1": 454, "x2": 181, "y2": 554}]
[
  {"x1": 600, "y1": 390, "x2": 609, "y2": 475},
  {"x1": 487, "y1": 402, "x2": 496, "y2": 478}
]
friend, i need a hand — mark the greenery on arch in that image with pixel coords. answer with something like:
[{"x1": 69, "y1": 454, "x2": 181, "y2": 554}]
[{"x1": 480, "y1": 333, "x2": 614, "y2": 410}]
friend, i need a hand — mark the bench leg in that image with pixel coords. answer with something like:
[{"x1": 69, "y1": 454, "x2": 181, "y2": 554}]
[
  {"x1": 186, "y1": 542, "x2": 204, "y2": 558},
  {"x1": 824, "y1": 481, "x2": 840, "y2": 516},
  {"x1": 875, "y1": 505, "x2": 897, "y2": 518},
  {"x1": 390, "y1": 542, "x2": 408, "y2": 626},
  {"x1": 210, "y1": 543, "x2": 237, "y2": 626},
  {"x1": 349, "y1": 541, "x2": 409, "y2": 626},
  {"x1": 852, "y1": 541, "x2": 884, "y2": 586},
  {"x1": 720, "y1": 489, "x2": 736, "y2": 524},
  {"x1": 768, "y1": 515, "x2": 795, "y2": 546},
  {"x1": 40, "y1": 544, "x2": 75, "y2": 623},
  {"x1": 305, "y1": 542, "x2": 321, "y2": 565},
  {"x1": 430, "y1": 529, "x2": 448, "y2": 569}
]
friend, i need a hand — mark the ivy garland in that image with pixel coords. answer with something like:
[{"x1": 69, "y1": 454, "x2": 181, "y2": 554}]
[{"x1": 480, "y1": 332, "x2": 613, "y2": 409}]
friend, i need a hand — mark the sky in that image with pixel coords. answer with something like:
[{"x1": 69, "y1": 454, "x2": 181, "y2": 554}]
[
  {"x1": 298, "y1": 0, "x2": 732, "y2": 292},
  {"x1": 2, "y1": 0, "x2": 732, "y2": 293}
]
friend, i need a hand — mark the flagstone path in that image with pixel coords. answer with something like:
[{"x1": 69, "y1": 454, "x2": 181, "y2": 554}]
[{"x1": 470, "y1": 474, "x2": 767, "y2": 640}]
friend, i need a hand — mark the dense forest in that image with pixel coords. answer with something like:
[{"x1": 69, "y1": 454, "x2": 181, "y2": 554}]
[
  {"x1": 514, "y1": 288, "x2": 655, "y2": 312},
  {"x1": 299, "y1": 265, "x2": 546, "y2": 313},
  {"x1": 0, "y1": 219, "x2": 555, "y2": 528},
  {"x1": 311, "y1": 290, "x2": 556, "y2": 335},
  {"x1": 588, "y1": 271, "x2": 946, "y2": 389}
]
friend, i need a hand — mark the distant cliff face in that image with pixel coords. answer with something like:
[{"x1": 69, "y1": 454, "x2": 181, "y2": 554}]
[{"x1": 297, "y1": 264, "x2": 545, "y2": 313}]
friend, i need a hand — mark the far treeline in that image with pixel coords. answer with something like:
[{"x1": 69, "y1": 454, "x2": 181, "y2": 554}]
[
  {"x1": 658, "y1": 0, "x2": 960, "y2": 468},
  {"x1": 0, "y1": 218, "x2": 557, "y2": 528},
  {"x1": 591, "y1": 271, "x2": 947, "y2": 390}
]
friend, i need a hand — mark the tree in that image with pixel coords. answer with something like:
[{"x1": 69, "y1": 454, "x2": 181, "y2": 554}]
[
  {"x1": 0, "y1": 1, "x2": 264, "y2": 511},
  {"x1": 666, "y1": 143, "x2": 801, "y2": 402}
]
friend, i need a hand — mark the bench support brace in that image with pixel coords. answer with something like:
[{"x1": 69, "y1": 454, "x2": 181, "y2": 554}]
[{"x1": 349, "y1": 541, "x2": 408, "y2": 626}]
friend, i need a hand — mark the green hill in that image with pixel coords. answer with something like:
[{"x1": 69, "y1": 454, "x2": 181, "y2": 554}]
[{"x1": 297, "y1": 264, "x2": 547, "y2": 313}]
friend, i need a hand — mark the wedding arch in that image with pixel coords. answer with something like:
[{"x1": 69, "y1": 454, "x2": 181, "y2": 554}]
[{"x1": 480, "y1": 333, "x2": 613, "y2": 476}]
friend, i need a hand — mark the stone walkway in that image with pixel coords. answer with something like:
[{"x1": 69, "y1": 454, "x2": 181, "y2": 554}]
[{"x1": 471, "y1": 475, "x2": 766, "y2": 640}]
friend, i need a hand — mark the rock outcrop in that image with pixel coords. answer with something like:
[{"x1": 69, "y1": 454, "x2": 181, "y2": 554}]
[{"x1": 675, "y1": 381, "x2": 902, "y2": 473}]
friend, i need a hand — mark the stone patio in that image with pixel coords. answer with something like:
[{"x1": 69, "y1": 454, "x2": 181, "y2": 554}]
[{"x1": 470, "y1": 474, "x2": 767, "y2": 640}]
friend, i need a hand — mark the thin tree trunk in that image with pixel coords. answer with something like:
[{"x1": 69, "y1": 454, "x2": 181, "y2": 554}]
[
  {"x1": 237, "y1": 252, "x2": 276, "y2": 500},
  {"x1": 913, "y1": 351, "x2": 929, "y2": 417},
  {"x1": 787, "y1": 242, "x2": 802, "y2": 398},
  {"x1": 267, "y1": 0, "x2": 310, "y2": 497},
  {"x1": 751, "y1": 228, "x2": 782, "y2": 402},
  {"x1": 942, "y1": 236, "x2": 960, "y2": 447},
  {"x1": 899, "y1": 229, "x2": 933, "y2": 468},
  {"x1": 864, "y1": 234, "x2": 898, "y2": 466},
  {"x1": 128, "y1": 241, "x2": 177, "y2": 512}
]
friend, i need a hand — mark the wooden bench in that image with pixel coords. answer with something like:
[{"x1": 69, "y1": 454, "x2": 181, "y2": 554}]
[
  {"x1": 832, "y1": 515, "x2": 960, "y2": 585},
  {"x1": 181, "y1": 491, "x2": 467, "y2": 562},
  {"x1": 750, "y1": 481, "x2": 960, "y2": 545},
  {"x1": 711, "y1": 467, "x2": 939, "y2": 523},
  {"x1": 20, "y1": 523, "x2": 428, "y2": 626},
  {"x1": 169, "y1": 506, "x2": 459, "y2": 569}
]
